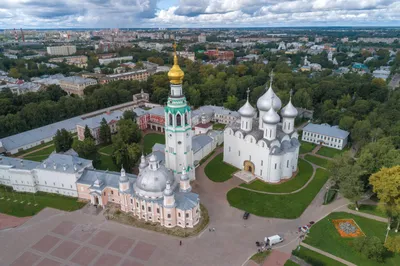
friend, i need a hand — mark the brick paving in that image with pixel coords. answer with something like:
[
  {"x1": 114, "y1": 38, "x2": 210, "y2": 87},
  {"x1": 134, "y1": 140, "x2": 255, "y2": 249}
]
[
  {"x1": 0, "y1": 213, "x2": 31, "y2": 230},
  {"x1": 70, "y1": 246, "x2": 99, "y2": 266},
  {"x1": 31, "y1": 235, "x2": 61, "y2": 253}
]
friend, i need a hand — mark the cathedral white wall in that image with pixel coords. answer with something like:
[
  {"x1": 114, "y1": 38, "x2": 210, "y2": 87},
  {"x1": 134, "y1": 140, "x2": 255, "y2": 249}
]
[
  {"x1": 165, "y1": 130, "x2": 193, "y2": 174},
  {"x1": 224, "y1": 129, "x2": 299, "y2": 183}
]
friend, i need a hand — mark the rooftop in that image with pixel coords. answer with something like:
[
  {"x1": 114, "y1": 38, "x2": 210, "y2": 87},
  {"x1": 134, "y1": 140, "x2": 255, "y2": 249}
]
[
  {"x1": 77, "y1": 111, "x2": 123, "y2": 129},
  {"x1": 303, "y1": 123, "x2": 349, "y2": 139},
  {"x1": 0, "y1": 156, "x2": 40, "y2": 171}
]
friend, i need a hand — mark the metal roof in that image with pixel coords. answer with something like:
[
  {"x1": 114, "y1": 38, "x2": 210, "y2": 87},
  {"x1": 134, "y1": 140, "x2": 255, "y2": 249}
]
[
  {"x1": 77, "y1": 169, "x2": 137, "y2": 190},
  {"x1": 37, "y1": 153, "x2": 93, "y2": 173},
  {"x1": 192, "y1": 135, "x2": 213, "y2": 153},
  {"x1": 303, "y1": 123, "x2": 349, "y2": 139},
  {"x1": 77, "y1": 111, "x2": 123, "y2": 129},
  {"x1": 0, "y1": 155, "x2": 40, "y2": 170}
]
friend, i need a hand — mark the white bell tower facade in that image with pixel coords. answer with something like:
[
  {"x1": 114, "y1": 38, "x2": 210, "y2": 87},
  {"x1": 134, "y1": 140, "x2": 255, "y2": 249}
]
[{"x1": 164, "y1": 43, "x2": 195, "y2": 179}]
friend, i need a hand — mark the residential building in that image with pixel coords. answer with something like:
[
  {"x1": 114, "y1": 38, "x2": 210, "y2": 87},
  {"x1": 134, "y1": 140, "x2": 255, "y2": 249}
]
[
  {"x1": 198, "y1": 34, "x2": 207, "y2": 43},
  {"x1": 99, "y1": 70, "x2": 149, "y2": 84},
  {"x1": 204, "y1": 50, "x2": 234, "y2": 61},
  {"x1": 302, "y1": 123, "x2": 349, "y2": 150},
  {"x1": 99, "y1": 56, "x2": 133, "y2": 65},
  {"x1": 177, "y1": 51, "x2": 195, "y2": 61},
  {"x1": 49, "y1": 55, "x2": 88, "y2": 68},
  {"x1": 46, "y1": 45, "x2": 76, "y2": 56},
  {"x1": 59, "y1": 76, "x2": 97, "y2": 96}
]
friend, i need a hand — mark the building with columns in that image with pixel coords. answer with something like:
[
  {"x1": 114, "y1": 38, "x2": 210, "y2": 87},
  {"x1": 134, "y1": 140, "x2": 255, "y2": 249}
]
[
  {"x1": 223, "y1": 80, "x2": 300, "y2": 183},
  {"x1": 76, "y1": 45, "x2": 201, "y2": 228}
]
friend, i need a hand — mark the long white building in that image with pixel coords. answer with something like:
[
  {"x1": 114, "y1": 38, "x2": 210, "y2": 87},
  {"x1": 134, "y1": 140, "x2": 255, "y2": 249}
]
[
  {"x1": 46, "y1": 45, "x2": 77, "y2": 56},
  {"x1": 223, "y1": 83, "x2": 300, "y2": 183},
  {"x1": 302, "y1": 123, "x2": 349, "y2": 150}
]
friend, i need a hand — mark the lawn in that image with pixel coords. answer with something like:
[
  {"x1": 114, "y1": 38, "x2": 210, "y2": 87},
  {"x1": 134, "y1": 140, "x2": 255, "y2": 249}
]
[
  {"x1": 227, "y1": 168, "x2": 329, "y2": 218},
  {"x1": 143, "y1": 133, "x2": 165, "y2": 154},
  {"x1": 293, "y1": 246, "x2": 346, "y2": 266},
  {"x1": 212, "y1": 123, "x2": 226, "y2": 130},
  {"x1": 0, "y1": 186, "x2": 86, "y2": 217},
  {"x1": 14, "y1": 141, "x2": 54, "y2": 157},
  {"x1": 97, "y1": 153, "x2": 119, "y2": 172},
  {"x1": 299, "y1": 141, "x2": 315, "y2": 154},
  {"x1": 317, "y1": 146, "x2": 349, "y2": 158},
  {"x1": 284, "y1": 260, "x2": 299, "y2": 266},
  {"x1": 204, "y1": 153, "x2": 238, "y2": 182},
  {"x1": 250, "y1": 250, "x2": 270, "y2": 264},
  {"x1": 23, "y1": 145, "x2": 56, "y2": 161},
  {"x1": 304, "y1": 212, "x2": 400, "y2": 266},
  {"x1": 99, "y1": 144, "x2": 114, "y2": 155},
  {"x1": 240, "y1": 159, "x2": 313, "y2": 193},
  {"x1": 305, "y1": 155, "x2": 330, "y2": 168},
  {"x1": 348, "y1": 204, "x2": 387, "y2": 218}
]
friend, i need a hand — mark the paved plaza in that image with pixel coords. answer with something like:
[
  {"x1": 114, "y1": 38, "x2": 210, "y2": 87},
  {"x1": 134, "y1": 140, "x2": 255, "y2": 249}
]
[{"x1": 0, "y1": 150, "x2": 348, "y2": 266}]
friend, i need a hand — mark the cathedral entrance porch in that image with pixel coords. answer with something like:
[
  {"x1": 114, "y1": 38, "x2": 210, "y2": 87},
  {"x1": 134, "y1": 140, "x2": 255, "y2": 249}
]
[
  {"x1": 243, "y1": 160, "x2": 255, "y2": 174},
  {"x1": 234, "y1": 170, "x2": 257, "y2": 184}
]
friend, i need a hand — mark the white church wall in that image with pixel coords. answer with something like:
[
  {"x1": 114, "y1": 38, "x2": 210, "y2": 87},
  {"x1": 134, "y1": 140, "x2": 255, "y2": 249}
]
[{"x1": 35, "y1": 169, "x2": 79, "y2": 197}]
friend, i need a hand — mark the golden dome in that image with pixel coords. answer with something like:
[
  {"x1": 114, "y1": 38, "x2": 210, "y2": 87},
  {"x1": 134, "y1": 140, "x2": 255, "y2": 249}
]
[{"x1": 168, "y1": 43, "x2": 184, "y2": 84}]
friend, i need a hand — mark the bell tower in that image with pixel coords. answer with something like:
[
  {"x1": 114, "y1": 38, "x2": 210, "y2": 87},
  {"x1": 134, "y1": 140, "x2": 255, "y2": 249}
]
[{"x1": 164, "y1": 42, "x2": 195, "y2": 179}]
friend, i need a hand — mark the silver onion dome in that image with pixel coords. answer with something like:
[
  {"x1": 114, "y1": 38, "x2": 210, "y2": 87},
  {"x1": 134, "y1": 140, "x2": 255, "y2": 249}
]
[
  {"x1": 281, "y1": 98, "x2": 298, "y2": 118},
  {"x1": 262, "y1": 106, "x2": 280, "y2": 124},
  {"x1": 257, "y1": 83, "x2": 282, "y2": 111},
  {"x1": 238, "y1": 99, "x2": 255, "y2": 118},
  {"x1": 163, "y1": 181, "x2": 174, "y2": 196}
]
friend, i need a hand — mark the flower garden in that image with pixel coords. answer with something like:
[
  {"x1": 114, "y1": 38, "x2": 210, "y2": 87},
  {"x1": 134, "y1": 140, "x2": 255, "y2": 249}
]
[{"x1": 332, "y1": 219, "x2": 365, "y2": 238}]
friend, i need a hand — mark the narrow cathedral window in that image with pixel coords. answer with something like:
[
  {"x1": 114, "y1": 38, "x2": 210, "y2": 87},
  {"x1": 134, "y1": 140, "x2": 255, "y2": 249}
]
[
  {"x1": 261, "y1": 160, "x2": 263, "y2": 166},
  {"x1": 148, "y1": 207, "x2": 151, "y2": 212},
  {"x1": 275, "y1": 163, "x2": 277, "y2": 169},
  {"x1": 260, "y1": 170, "x2": 263, "y2": 175},
  {"x1": 167, "y1": 214, "x2": 171, "y2": 218},
  {"x1": 176, "y1": 114, "x2": 182, "y2": 126},
  {"x1": 185, "y1": 113, "x2": 188, "y2": 125},
  {"x1": 157, "y1": 208, "x2": 160, "y2": 213},
  {"x1": 178, "y1": 212, "x2": 181, "y2": 217},
  {"x1": 238, "y1": 151, "x2": 241, "y2": 156},
  {"x1": 186, "y1": 213, "x2": 189, "y2": 218},
  {"x1": 287, "y1": 160, "x2": 289, "y2": 168}
]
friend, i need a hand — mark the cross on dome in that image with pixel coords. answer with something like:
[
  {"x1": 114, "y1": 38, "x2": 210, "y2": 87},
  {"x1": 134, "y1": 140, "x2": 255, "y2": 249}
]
[{"x1": 246, "y1": 88, "x2": 250, "y2": 101}]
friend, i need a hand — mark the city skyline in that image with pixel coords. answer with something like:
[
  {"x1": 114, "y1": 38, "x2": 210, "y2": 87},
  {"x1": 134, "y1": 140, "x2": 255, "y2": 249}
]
[{"x1": 1, "y1": 0, "x2": 399, "y2": 29}]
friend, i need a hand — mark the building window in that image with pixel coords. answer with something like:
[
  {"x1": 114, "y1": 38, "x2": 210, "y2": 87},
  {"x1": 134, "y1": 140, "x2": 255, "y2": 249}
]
[
  {"x1": 167, "y1": 214, "x2": 171, "y2": 218},
  {"x1": 111, "y1": 190, "x2": 113, "y2": 195},
  {"x1": 275, "y1": 163, "x2": 277, "y2": 170},
  {"x1": 260, "y1": 170, "x2": 263, "y2": 176},
  {"x1": 186, "y1": 213, "x2": 189, "y2": 218},
  {"x1": 104, "y1": 192, "x2": 106, "y2": 196},
  {"x1": 142, "y1": 205, "x2": 144, "y2": 210},
  {"x1": 185, "y1": 113, "x2": 188, "y2": 125},
  {"x1": 157, "y1": 208, "x2": 160, "y2": 213},
  {"x1": 176, "y1": 114, "x2": 182, "y2": 126},
  {"x1": 62, "y1": 184, "x2": 64, "y2": 187},
  {"x1": 53, "y1": 182, "x2": 55, "y2": 186},
  {"x1": 229, "y1": 146, "x2": 231, "y2": 152},
  {"x1": 148, "y1": 207, "x2": 151, "y2": 212},
  {"x1": 137, "y1": 202, "x2": 139, "y2": 207},
  {"x1": 287, "y1": 160, "x2": 289, "y2": 168},
  {"x1": 261, "y1": 160, "x2": 263, "y2": 166},
  {"x1": 238, "y1": 151, "x2": 240, "y2": 156},
  {"x1": 249, "y1": 155, "x2": 251, "y2": 161},
  {"x1": 70, "y1": 185, "x2": 73, "y2": 188},
  {"x1": 169, "y1": 113, "x2": 173, "y2": 126},
  {"x1": 178, "y1": 212, "x2": 181, "y2": 217},
  {"x1": 131, "y1": 199, "x2": 133, "y2": 204}
]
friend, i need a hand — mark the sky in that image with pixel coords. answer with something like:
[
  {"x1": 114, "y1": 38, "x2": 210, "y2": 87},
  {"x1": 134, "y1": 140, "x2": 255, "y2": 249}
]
[{"x1": 0, "y1": 0, "x2": 399, "y2": 29}]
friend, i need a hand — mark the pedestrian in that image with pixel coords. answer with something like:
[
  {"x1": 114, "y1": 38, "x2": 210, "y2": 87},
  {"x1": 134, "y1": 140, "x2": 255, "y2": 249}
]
[{"x1": 179, "y1": 240, "x2": 182, "y2": 246}]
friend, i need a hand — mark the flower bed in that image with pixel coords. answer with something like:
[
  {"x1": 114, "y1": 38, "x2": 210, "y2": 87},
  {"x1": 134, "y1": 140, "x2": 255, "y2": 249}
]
[{"x1": 332, "y1": 219, "x2": 365, "y2": 238}]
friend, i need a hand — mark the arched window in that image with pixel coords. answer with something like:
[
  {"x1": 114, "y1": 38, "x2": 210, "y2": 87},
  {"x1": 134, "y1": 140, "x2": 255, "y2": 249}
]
[
  {"x1": 176, "y1": 114, "x2": 182, "y2": 126},
  {"x1": 184, "y1": 112, "x2": 188, "y2": 125},
  {"x1": 169, "y1": 113, "x2": 173, "y2": 126}
]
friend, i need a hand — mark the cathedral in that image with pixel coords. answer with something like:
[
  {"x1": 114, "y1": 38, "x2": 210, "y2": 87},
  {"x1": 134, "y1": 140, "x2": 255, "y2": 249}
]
[
  {"x1": 223, "y1": 79, "x2": 300, "y2": 183},
  {"x1": 76, "y1": 45, "x2": 200, "y2": 228}
]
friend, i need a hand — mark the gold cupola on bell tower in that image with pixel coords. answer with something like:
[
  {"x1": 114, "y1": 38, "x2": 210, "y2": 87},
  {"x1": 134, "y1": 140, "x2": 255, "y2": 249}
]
[{"x1": 168, "y1": 42, "x2": 184, "y2": 84}]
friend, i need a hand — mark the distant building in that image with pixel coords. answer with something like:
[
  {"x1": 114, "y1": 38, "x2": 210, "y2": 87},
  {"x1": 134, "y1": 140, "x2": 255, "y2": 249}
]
[
  {"x1": 177, "y1": 51, "x2": 195, "y2": 61},
  {"x1": 76, "y1": 111, "x2": 123, "y2": 144},
  {"x1": 302, "y1": 123, "x2": 349, "y2": 150},
  {"x1": 99, "y1": 70, "x2": 149, "y2": 84},
  {"x1": 49, "y1": 55, "x2": 88, "y2": 68},
  {"x1": 198, "y1": 33, "x2": 207, "y2": 43},
  {"x1": 99, "y1": 56, "x2": 133, "y2": 65},
  {"x1": 373, "y1": 67, "x2": 391, "y2": 80},
  {"x1": 204, "y1": 50, "x2": 234, "y2": 61},
  {"x1": 59, "y1": 76, "x2": 97, "y2": 96},
  {"x1": 352, "y1": 63, "x2": 369, "y2": 74},
  {"x1": 358, "y1": 37, "x2": 399, "y2": 44},
  {"x1": 389, "y1": 74, "x2": 400, "y2": 90},
  {"x1": 46, "y1": 45, "x2": 76, "y2": 56}
]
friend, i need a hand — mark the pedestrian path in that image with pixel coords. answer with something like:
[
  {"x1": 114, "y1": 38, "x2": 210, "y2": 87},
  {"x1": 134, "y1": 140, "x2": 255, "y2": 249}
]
[
  {"x1": 300, "y1": 243, "x2": 356, "y2": 266},
  {"x1": 338, "y1": 206, "x2": 387, "y2": 223}
]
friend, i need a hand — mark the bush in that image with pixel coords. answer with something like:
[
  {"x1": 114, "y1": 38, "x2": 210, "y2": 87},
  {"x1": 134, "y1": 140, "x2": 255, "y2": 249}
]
[
  {"x1": 323, "y1": 189, "x2": 337, "y2": 205},
  {"x1": 292, "y1": 249, "x2": 325, "y2": 266},
  {"x1": 352, "y1": 236, "x2": 386, "y2": 262}
]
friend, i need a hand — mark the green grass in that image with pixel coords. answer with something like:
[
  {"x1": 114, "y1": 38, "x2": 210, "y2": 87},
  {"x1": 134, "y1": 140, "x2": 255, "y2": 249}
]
[
  {"x1": 143, "y1": 133, "x2": 165, "y2": 154},
  {"x1": 204, "y1": 153, "x2": 238, "y2": 182},
  {"x1": 14, "y1": 141, "x2": 54, "y2": 156},
  {"x1": 250, "y1": 250, "x2": 271, "y2": 264},
  {"x1": 23, "y1": 145, "x2": 55, "y2": 159},
  {"x1": 293, "y1": 246, "x2": 346, "y2": 266},
  {"x1": 304, "y1": 212, "x2": 400, "y2": 266},
  {"x1": 317, "y1": 146, "x2": 349, "y2": 158},
  {"x1": 227, "y1": 169, "x2": 329, "y2": 218},
  {"x1": 0, "y1": 186, "x2": 86, "y2": 217},
  {"x1": 97, "y1": 153, "x2": 119, "y2": 172},
  {"x1": 348, "y1": 204, "x2": 387, "y2": 218},
  {"x1": 299, "y1": 141, "x2": 316, "y2": 154},
  {"x1": 22, "y1": 155, "x2": 50, "y2": 162},
  {"x1": 305, "y1": 155, "x2": 330, "y2": 168},
  {"x1": 284, "y1": 260, "x2": 299, "y2": 266},
  {"x1": 212, "y1": 123, "x2": 226, "y2": 130},
  {"x1": 240, "y1": 159, "x2": 313, "y2": 193},
  {"x1": 99, "y1": 144, "x2": 114, "y2": 155}
]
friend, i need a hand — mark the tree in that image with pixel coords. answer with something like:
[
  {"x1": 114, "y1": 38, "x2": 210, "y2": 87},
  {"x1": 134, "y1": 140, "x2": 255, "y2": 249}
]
[
  {"x1": 385, "y1": 236, "x2": 400, "y2": 253},
  {"x1": 99, "y1": 118, "x2": 111, "y2": 144},
  {"x1": 352, "y1": 236, "x2": 386, "y2": 262},
  {"x1": 112, "y1": 135, "x2": 141, "y2": 172},
  {"x1": 115, "y1": 119, "x2": 141, "y2": 144},
  {"x1": 369, "y1": 166, "x2": 400, "y2": 231},
  {"x1": 84, "y1": 125, "x2": 94, "y2": 140},
  {"x1": 54, "y1": 129, "x2": 73, "y2": 153},
  {"x1": 8, "y1": 68, "x2": 21, "y2": 79},
  {"x1": 339, "y1": 116, "x2": 356, "y2": 131},
  {"x1": 223, "y1": 95, "x2": 239, "y2": 110},
  {"x1": 123, "y1": 110, "x2": 137, "y2": 122},
  {"x1": 73, "y1": 138, "x2": 99, "y2": 167}
]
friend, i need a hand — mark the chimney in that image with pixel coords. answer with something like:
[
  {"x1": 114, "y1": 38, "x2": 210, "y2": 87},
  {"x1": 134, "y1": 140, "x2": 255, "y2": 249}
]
[
  {"x1": 74, "y1": 164, "x2": 77, "y2": 171},
  {"x1": 53, "y1": 163, "x2": 57, "y2": 170},
  {"x1": 43, "y1": 162, "x2": 47, "y2": 168},
  {"x1": 63, "y1": 164, "x2": 67, "y2": 171}
]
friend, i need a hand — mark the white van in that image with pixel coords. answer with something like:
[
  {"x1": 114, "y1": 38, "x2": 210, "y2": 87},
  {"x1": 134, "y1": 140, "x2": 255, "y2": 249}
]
[{"x1": 264, "y1": 235, "x2": 284, "y2": 246}]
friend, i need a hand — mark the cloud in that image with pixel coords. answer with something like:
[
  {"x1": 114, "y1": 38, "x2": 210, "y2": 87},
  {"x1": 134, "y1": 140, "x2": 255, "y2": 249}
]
[{"x1": 0, "y1": 0, "x2": 398, "y2": 27}]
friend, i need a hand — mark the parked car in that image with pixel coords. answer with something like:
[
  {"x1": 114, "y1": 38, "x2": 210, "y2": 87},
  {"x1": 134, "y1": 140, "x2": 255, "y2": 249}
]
[
  {"x1": 243, "y1": 212, "x2": 250, "y2": 219},
  {"x1": 264, "y1": 235, "x2": 284, "y2": 246}
]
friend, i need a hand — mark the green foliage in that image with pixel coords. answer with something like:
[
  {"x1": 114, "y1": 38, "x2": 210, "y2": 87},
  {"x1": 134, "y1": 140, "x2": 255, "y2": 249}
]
[
  {"x1": 114, "y1": 119, "x2": 141, "y2": 144},
  {"x1": 54, "y1": 129, "x2": 73, "y2": 153},
  {"x1": 352, "y1": 236, "x2": 386, "y2": 262},
  {"x1": 99, "y1": 118, "x2": 112, "y2": 144},
  {"x1": 292, "y1": 246, "x2": 345, "y2": 266},
  {"x1": 385, "y1": 236, "x2": 400, "y2": 253},
  {"x1": 123, "y1": 110, "x2": 137, "y2": 122},
  {"x1": 84, "y1": 125, "x2": 94, "y2": 140},
  {"x1": 73, "y1": 138, "x2": 99, "y2": 167},
  {"x1": 304, "y1": 155, "x2": 330, "y2": 168}
]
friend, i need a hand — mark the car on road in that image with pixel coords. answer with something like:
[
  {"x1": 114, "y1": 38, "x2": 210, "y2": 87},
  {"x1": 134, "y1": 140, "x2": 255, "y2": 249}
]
[{"x1": 243, "y1": 212, "x2": 250, "y2": 219}]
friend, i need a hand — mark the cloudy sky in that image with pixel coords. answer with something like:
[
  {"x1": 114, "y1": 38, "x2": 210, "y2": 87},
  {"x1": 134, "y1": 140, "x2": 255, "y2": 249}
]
[{"x1": 0, "y1": 0, "x2": 399, "y2": 28}]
